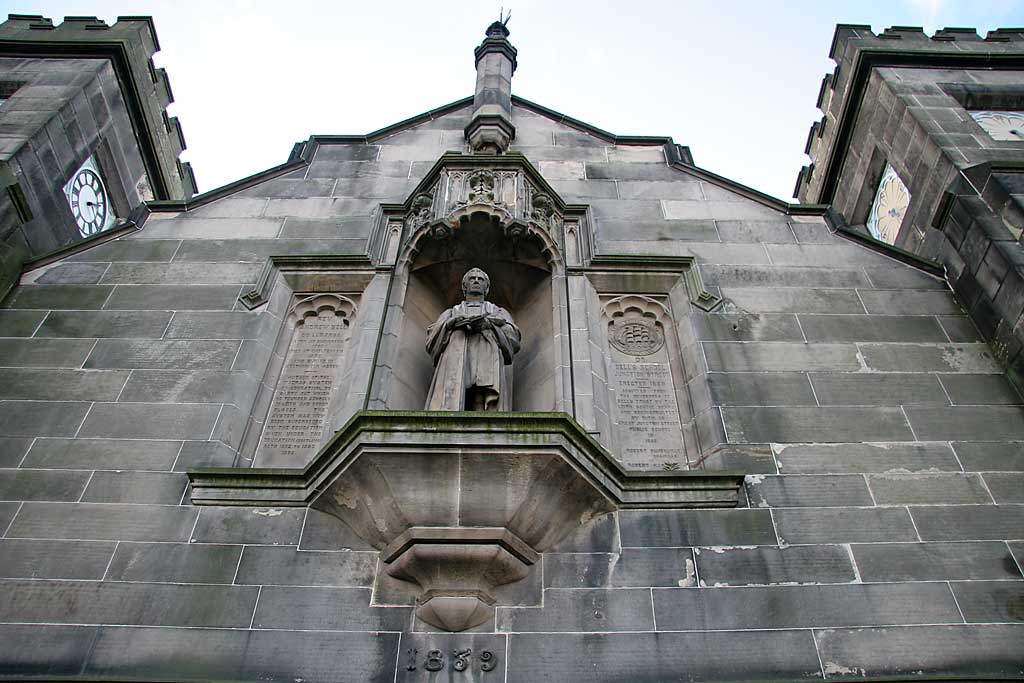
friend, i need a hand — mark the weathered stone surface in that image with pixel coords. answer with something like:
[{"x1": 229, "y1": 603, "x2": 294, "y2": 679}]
[
  {"x1": 808, "y1": 373, "x2": 947, "y2": 405},
  {"x1": 852, "y1": 541, "x2": 1023, "y2": 582},
  {"x1": 497, "y1": 588, "x2": 654, "y2": 632},
  {"x1": 0, "y1": 579, "x2": 258, "y2": 627},
  {"x1": 723, "y1": 406, "x2": 913, "y2": 443},
  {"x1": 983, "y1": 473, "x2": 1024, "y2": 504},
  {"x1": 84, "y1": 627, "x2": 401, "y2": 683},
  {"x1": 764, "y1": 243, "x2": 894, "y2": 267},
  {"x1": 619, "y1": 509, "x2": 776, "y2": 547},
  {"x1": 654, "y1": 582, "x2": 961, "y2": 629},
  {"x1": 0, "y1": 469, "x2": 91, "y2": 501},
  {"x1": 252, "y1": 586, "x2": 410, "y2": 630},
  {"x1": 910, "y1": 505, "x2": 1024, "y2": 541},
  {"x1": 0, "y1": 338, "x2": 96, "y2": 367},
  {"x1": 703, "y1": 342, "x2": 861, "y2": 371},
  {"x1": 694, "y1": 544, "x2": 856, "y2": 586},
  {"x1": 105, "y1": 542, "x2": 241, "y2": 583},
  {"x1": 506, "y1": 631, "x2": 822, "y2": 683},
  {"x1": 33, "y1": 263, "x2": 108, "y2": 284},
  {"x1": 118, "y1": 370, "x2": 257, "y2": 404},
  {"x1": 715, "y1": 221, "x2": 798, "y2": 243},
  {"x1": 235, "y1": 546, "x2": 377, "y2": 587},
  {"x1": 0, "y1": 401, "x2": 90, "y2": 437},
  {"x1": 954, "y1": 442, "x2": 1024, "y2": 471},
  {"x1": 701, "y1": 265, "x2": 868, "y2": 288},
  {"x1": 867, "y1": 472, "x2": 992, "y2": 504},
  {"x1": 938, "y1": 315, "x2": 983, "y2": 342},
  {"x1": 0, "y1": 438, "x2": 31, "y2": 467},
  {"x1": 80, "y1": 471, "x2": 188, "y2": 504},
  {"x1": 34, "y1": 310, "x2": 173, "y2": 338},
  {"x1": 4, "y1": 284, "x2": 113, "y2": 310},
  {"x1": 549, "y1": 512, "x2": 619, "y2": 553},
  {"x1": 77, "y1": 403, "x2": 221, "y2": 440},
  {"x1": 102, "y1": 285, "x2": 240, "y2": 310},
  {"x1": 543, "y1": 548, "x2": 695, "y2": 588},
  {"x1": 0, "y1": 310, "x2": 47, "y2": 336},
  {"x1": 863, "y1": 266, "x2": 947, "y2": 289},
  {"x1": 163, "y1": 311, "x2": 267, "y2": 339},
  {"x1": 296, "y1": 507, "x2": 376, "y2": 551},
  {"x1": 173, "y1": 238, "x2": 366, "y2": 262},
  {"x1": 857, "y1": 289, "x2": 962, "y2": 315},
  {"x1": 0, "y1": 502, "x2": 20, "y2": 535},
  {"x1": 722, "y1": 287, "x2": 865, "y2": 314},
  {"x1": 859, "y1": 343, "x2": 999, "y2": 373},
  {"x1": 66, "y1": 240, "x2": 180, "y2": 262},
  {"x1": 774, "y1": 508, "x2": 918, "y2": 544},
  {"x1": 131, "y1": 218, "x2": 282, "y2": 239},
  {"x1": 815, "y1": 625, "x2": 1024, "y2": 678},
  {"x1": 775, "y1": 441, "x2": 961, "y2": 474},
  {"x1": 939, "y1": 373, "x2": 1022, "y2": 405},
  {"x1": 6, "y1": 502, "x2": 198, "y2": 542},
  {"x1": 101, "y1": 262, "x2": 262, "y2": 285},
  {"x1": 0, "y1": 624, "x2": 101, "y2": 677},
  {"x1": 0, "y1": 368, "x2": 128, "y2": 401},
  {"x1": 707, "y1": 372, "x2": 816, "y2": 406},
  {"x1": 22, "y1": 438, "x2": 181, "y2": 470},
  {"x1": 692, "y1": 313, "x2": 803, "y2": 342},
  {"x1": 191, "y1": 507, "x2": 305, "y2": 545},
  {"x1": 798, "y1": 314, "x2": 948, "y2": 342},
  {"x1": 904, "y1": 406, "x2": 1024, "y2": 440},
  {"x1": 0, "y1": 539, "x2": 116, "y2": 579},
  {"x1": 746, "y1": 474, "x2": 873, "y2": 507}
]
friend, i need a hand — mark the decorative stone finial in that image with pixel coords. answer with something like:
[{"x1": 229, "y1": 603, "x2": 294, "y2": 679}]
[
  {"x1": 465, "y1": 17, "x2": 517, "y2": 153},
  {"x1": 485, "y1": 19, "x2": 510, "y2": 39}
]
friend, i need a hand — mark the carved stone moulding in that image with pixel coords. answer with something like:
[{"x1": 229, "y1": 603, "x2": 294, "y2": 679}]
[
  {"x1": 188, "y1": 411, "x2": 742, "y2": 631},
  {"x1": 396, "y1": 153, "x2": 576, "y2": 272},
  {"x1": 465, "y1": 113, "x2": 516, "y2": 155},
  {"x1": 382, "y1": 527, "x2": 538, "y2": 631}
]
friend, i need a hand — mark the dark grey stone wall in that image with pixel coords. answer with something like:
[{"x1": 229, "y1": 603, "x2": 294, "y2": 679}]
[
  {"x1": 0, "y1": 56, "x2": 152, "y2": 257},
  {"x1": 0, "y1": 101, "x2": 1021, "y2": 681},
  {"x1": 796, "y1": 25, "x2": 1024, "y2": 407}
]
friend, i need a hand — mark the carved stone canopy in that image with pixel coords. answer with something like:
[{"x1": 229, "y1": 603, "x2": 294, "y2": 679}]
[{"x1": 398, "y1": 153, "x2": 568, "y2": 270}]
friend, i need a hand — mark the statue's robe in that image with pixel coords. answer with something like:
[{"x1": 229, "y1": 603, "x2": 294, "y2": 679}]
[{"x1": 425, "y1": 300, "x2": 521, "y2": 411}]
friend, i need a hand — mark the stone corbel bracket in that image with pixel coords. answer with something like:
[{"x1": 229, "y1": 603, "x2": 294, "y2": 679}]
[{"x1": 189, "y1": 411, "x2": 741, "y2": 631}]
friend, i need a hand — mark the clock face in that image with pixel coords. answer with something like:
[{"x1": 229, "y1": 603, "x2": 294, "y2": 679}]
[
  {"x1": 867, "y1": 163, "x2": 910, "y2": 245},
  {"x1": 970, "y1": 111, "x2": 1024, "y2": 142},
  {"x1": 68, "y1": 168, "x2": 109, "y2": 237}
]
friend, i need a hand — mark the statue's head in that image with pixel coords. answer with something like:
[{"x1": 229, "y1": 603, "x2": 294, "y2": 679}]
[{"x1": 462, "y1": 267, "x2": 490, "y2": 298}]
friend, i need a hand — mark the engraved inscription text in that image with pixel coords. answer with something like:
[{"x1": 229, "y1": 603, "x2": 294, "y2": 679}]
[{"x1": 258, "y1": 310, "x2": 349, "y2": 461}]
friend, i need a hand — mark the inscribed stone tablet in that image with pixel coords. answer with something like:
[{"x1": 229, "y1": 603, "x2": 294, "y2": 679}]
[
  {"x1": 257, "y1": 310, "x2": 349, "y2": 464},
  {"x1": 611, "y1": 361, "x2": 686, "y2": 470}
]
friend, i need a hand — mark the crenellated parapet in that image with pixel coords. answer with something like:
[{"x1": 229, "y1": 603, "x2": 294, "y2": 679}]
[
  {"x1": 0, "y1": 13, "x2": 194, "y2": 200},
  {"x1": 796, "y1": 23, "x2": 1024, "y2": 206}
]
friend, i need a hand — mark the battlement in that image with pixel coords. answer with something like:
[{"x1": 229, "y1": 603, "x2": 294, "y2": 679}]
[
  {"x1": 0, "y1": 13, "x2": 192, "y2": 200},
  {"x1": 797, "y1": 24, "x2": 1024, "y2": 204}
]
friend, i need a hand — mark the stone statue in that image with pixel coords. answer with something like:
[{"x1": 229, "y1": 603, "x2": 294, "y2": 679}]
[{"x1": 425, "y1": 268, "x2": 521, "y2": 411}]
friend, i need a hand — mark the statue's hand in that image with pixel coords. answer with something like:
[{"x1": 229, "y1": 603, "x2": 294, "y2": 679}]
[{"x1": 487, "y1": 316, "x2": 505, "y2": 327}]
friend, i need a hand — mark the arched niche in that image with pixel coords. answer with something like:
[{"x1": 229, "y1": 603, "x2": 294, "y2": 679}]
[
  {"x1": 252, "y1": 293, "x2": 359, "y2": 468},
  {"x1": 371, "y1": 211, "x2": 567, "y2": 413}
]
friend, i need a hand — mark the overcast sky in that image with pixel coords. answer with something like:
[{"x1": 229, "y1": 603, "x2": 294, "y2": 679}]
[{"x1": 11, "y1": 0, "x2": 1024, "y2": 200}]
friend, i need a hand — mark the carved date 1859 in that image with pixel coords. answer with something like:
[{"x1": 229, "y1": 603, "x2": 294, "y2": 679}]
[{"x1": 405, "y1": 648, "x2": 498, "y2": 673}]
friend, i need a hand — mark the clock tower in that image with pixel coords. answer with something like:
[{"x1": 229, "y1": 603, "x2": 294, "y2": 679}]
[{"x1": 0, "y1": 14, "x2": 194, "y2": 300}]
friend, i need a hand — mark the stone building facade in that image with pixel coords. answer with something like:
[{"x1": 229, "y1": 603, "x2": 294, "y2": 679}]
[{"x1": 0, "y1": 14, "x2": 1021, "y2": 683}]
